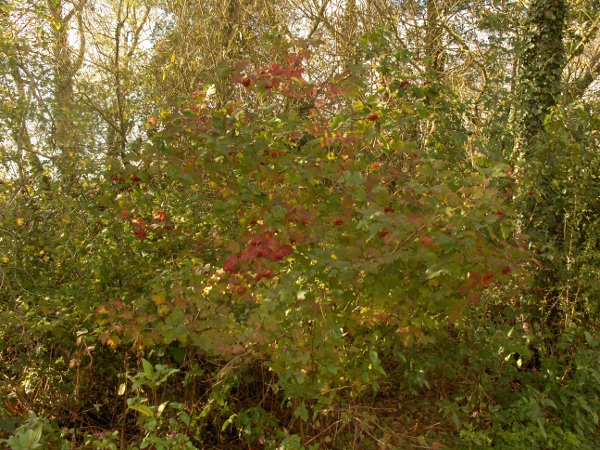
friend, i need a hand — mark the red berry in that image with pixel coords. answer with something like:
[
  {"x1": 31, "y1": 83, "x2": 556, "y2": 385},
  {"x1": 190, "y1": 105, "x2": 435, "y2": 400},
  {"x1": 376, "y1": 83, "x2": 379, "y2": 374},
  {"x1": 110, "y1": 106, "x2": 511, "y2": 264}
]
[
  {"x1": 501, "y1": 267, "x2": 511, "y2": 275},
  {"x1": 367, "y1": 114, "x2": 379, "y2": 121},
  {"x1": 384, "y1": 207, "x2": 394, "y2": 213},
  {"x1": 241, "y1": 78, "x2": 252, "y2": 87},
  {"x1": 333, "y1": 219, "x2": 343, "y2": 226},
  {"x1": 495, "y1": 210, "x2": 503, "y2": 216}
]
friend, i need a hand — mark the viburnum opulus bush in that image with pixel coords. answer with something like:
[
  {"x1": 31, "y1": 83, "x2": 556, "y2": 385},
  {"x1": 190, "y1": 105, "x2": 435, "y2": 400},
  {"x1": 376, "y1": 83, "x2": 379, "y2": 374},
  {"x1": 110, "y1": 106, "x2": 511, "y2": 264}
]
[{"x1": 96, "y1": 35, "x2": 525, "y2": 446}]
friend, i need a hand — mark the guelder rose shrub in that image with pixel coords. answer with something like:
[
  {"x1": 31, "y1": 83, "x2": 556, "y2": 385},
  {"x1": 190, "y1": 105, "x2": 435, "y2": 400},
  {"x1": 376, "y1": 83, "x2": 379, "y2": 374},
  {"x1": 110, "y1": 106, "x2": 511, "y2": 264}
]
[{"x1": 103, "y1": 35, "x2": 525, "y2": 432}]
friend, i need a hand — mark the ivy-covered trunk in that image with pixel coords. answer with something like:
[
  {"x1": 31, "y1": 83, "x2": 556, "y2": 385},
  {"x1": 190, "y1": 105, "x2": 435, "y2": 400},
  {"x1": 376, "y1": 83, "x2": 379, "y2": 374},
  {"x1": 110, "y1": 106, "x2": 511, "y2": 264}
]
[
  {"x1": 515, "y1": 0, "x2": 569, "y2": 337},
  {"x1": 517, "y1": 0, "x2": 567, "y2": 151}
]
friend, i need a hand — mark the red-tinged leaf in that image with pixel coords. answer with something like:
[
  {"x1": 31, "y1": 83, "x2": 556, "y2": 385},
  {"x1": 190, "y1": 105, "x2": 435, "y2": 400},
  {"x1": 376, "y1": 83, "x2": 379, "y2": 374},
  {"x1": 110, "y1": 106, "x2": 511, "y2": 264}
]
[
  {"x1": 224, "y1": 255, "x2": 239, "y2": 273},
  {"x1": 112, "y1": 300, "x2": 124, "y2": 308},
  {"x1": 240, "y1": 246, "x2": 259, "y2": 262},
  {"x1": 407, "y1": 214, "x2": 424, "y2": 226},
  {"x1": 469, "y1": 272, "x2": 481, "y2": 288},
  {"x1": 234, "y1": 59, "x2": 250, "y2": 72},
  {"x1": 481, "y1": 273, "x2": 494, "y2": 286},
  {"x1": 119, "y1": 310, "x2": 133, "y2": 320},
  {"x1": 419, "y1": 235, "x2": 432, "y2": 246},
  {"x1": 279, "y1": 245, "x2": 292, "y2": 257},
  {"x1": 260, "y1": 247, "x2": 276, "y2": 261},
  {"x1": 133, "y1": 228, "x2": 147, "y2": 242},
  {"x1": 468, "y1": 291, "x2": 479, "y2": 304}
]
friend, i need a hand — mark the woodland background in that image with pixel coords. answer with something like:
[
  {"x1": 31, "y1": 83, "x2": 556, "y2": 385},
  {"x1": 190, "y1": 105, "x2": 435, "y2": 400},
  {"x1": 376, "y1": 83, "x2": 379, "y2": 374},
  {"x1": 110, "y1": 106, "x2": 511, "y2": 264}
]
[{"x1": 2, "y1": 0, "x2": 600, "y2": 448}]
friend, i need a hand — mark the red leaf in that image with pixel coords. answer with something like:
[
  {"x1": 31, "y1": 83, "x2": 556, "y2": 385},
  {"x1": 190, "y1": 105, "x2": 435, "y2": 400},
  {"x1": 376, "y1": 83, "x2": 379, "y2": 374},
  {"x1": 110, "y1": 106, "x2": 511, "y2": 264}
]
[
  {"x1": 419, "y1": 235, "x2": 432, "y2": 246},
  {"x1": 481, "y1": 273, "x2": 494, "y2": 286},
  {"x1": 133, "y1": 228, "x2": 146, "y2": 242},
  {"x1": 468, "y1": 291, "x2": 479, "y2": 304},
  {"x1": 240, "y1": 246, "x2": 259, "y2": 262},
  {"x1": 279, "y1": 245, "x2": 292, "y2": 257},
  {"x1": 224, "y1": 255, "x2": 239, "y2": 273}
]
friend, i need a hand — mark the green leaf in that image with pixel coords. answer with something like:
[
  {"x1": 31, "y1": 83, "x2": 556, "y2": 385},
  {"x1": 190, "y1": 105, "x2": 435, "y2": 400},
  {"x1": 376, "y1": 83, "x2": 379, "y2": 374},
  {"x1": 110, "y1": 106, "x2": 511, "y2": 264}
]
[
  {"x1": 222, "y1": 415, "x2": 236, "y2": 431},
  {"x1": 129, "y1": 404, "x2": 154, "y2": 417},
  {"x1": 340, "y1": 171, "x2": 364, "y2": 187},
  {"x1": 296, "y1": 401, "x2": 309, "y2": 422},
  {"x1": 585, "y1": 331, "x2": 598, "y2": 348},
  {"x1": 141, "y1": 359, "x2": 155, "y2": 379},
  {"x1": 537, "y1": 417, "x2": 547, "y2": 438},
  {"x1": 180, "y1": 412, "x2": 191, "y2": 426}
]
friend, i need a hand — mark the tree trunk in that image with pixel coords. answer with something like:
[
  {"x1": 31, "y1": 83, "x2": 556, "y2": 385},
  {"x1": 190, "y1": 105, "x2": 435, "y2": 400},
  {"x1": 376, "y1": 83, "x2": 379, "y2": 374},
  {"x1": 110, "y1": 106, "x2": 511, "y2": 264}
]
[{"x1": 517, "y1": 0, "x2": 567, "y2": 151}]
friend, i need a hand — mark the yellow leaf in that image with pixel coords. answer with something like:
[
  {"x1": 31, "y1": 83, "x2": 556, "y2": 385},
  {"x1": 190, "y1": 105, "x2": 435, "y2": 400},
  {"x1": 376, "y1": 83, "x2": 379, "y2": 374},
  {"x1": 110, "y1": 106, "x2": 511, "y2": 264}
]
[
  {"x1": 152, "y1": 292, "x2": 167, "y2": 305},
  {"x1": 107, "y1": 338, "x2": 117, "y2": 349}
]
